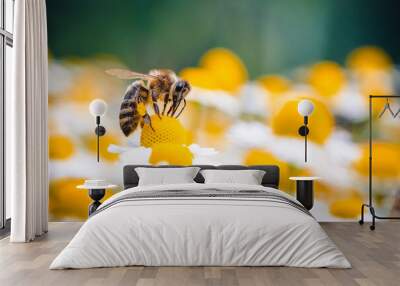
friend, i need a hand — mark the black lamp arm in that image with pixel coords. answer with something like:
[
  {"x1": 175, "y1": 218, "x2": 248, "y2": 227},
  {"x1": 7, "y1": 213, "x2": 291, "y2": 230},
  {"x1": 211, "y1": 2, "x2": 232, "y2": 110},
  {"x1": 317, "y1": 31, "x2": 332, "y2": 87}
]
[
  {"x1": 298, "y1": 116, "x2": 309, "y2": 162},
  {"x1": 94, "y1": 116, "x2": 106, "y2": 162}
]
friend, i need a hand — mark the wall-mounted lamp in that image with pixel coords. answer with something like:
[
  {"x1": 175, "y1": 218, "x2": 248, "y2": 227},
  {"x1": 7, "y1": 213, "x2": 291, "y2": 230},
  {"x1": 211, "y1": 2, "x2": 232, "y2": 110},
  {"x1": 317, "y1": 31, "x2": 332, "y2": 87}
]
[
  {"x1": 89, "y1": 99, "x2": 108, "y2": 162},
  {"x1": 297, "y1": 99, "x2": 314, "y2": 162}
]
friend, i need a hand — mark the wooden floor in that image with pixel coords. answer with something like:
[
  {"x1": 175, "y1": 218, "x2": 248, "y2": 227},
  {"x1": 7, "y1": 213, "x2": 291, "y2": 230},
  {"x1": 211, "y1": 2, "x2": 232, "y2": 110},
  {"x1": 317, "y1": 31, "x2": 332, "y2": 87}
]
[{"x1": 0, "y1": 222, "x2": 399, "y2": 286}]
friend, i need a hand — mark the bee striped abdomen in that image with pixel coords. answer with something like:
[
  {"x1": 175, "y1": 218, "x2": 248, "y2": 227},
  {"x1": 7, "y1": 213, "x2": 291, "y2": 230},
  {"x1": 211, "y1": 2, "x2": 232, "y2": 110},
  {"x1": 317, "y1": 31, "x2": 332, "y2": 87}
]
[{"x1": 119, "y1": 83, "x2": 148, "y2": 137}]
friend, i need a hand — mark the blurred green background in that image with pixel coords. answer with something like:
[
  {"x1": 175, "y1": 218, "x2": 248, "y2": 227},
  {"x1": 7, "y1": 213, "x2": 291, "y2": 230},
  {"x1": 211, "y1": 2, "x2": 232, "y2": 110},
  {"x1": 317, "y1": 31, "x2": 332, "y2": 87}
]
[{"x1": 47, "y1": 0, "x2": 400, "y2": 77}]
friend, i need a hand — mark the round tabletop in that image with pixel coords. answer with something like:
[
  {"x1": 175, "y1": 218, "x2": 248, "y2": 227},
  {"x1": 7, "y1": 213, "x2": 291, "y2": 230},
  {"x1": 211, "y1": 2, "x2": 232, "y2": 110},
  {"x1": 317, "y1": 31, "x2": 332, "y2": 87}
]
[
  {"x1": 77, "y1": 184, "x2": 119, "y2": 190},
  {"x1": 289, "y1": 176, "x2": 320, "y2": 181}
]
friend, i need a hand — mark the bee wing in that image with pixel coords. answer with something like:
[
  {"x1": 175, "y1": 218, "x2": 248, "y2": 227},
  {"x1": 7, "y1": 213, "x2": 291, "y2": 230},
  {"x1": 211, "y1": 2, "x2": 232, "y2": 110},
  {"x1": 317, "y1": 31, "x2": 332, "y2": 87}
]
[{"x1": 105, "y1": 68, "x2": 157, "y2": 80}]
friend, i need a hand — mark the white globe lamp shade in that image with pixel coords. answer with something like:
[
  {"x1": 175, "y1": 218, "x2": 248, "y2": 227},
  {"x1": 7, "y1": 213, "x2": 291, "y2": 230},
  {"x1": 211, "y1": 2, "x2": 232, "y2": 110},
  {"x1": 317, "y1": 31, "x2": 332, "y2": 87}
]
[
  {"x1": 89, "y1": 99, "x2": 108, "y2": 117},
  {"x1": 298, "y1": 99, "x2": 314, "y2": 116}
]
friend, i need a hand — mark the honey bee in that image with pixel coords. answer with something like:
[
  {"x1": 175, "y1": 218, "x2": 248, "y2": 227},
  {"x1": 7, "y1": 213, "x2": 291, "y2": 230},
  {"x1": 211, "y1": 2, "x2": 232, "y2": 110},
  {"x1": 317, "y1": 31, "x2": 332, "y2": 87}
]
[{"x1": 106, "y1": 68, "x2": 191, "y2": 137}]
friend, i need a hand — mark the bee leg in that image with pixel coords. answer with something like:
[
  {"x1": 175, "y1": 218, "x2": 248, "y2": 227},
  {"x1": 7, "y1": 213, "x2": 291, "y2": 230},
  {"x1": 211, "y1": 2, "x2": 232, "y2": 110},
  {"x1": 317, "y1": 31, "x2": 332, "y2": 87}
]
[
  {"x1": 172, "y1": 95, "x2": 185, "y2": 117},
  {"x1": 166, "y1": 102, "x2": 175, "y2": 116},
  {"x1": 143, "y1": 113, "x2": 155, "y2": 131},
  {"x1": 175, "y1": 99, "x2": 187, "y2": 118},
  {"x1": 171, "y1": 100, "x2": 181, "y2": 117},
  {"x1": 162, "y1": 94, "x2": 169, "y2": 115},
  {"x1": 153, "y1": 102, "x2": 161, "y2": 119},
  {"x1": 150, "y1": 91, "x2": 162, "y2": 119}
]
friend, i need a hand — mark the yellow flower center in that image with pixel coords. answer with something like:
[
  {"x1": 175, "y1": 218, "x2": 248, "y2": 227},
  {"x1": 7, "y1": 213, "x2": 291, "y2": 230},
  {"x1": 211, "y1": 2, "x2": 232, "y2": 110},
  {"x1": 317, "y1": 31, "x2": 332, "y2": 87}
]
[
  {"x1": 270, "y1": 94, "x2": 334, "y2": 144},
  {"x1": 49, "y1": 177, "x2": 114, "y2": 220},
  {"x1": 308, "y1": 61, "x2": 346, "y2": 97},
  {"x1": 329, "y1": 194, "x2": 363, "y2": 219},
  {"x1": 180, "y1": 48, "x2": 247, "y2": 93},
  {"x1": 140, "y1": 115, "x2": 188, "y2": 148},
  {"x1": 67, "y1": 72, "x2": 103, "y2": 103},
  {"x1": 347, "y1": 46, "x2": 393, "y2": 74},
  {"x1": 353, "y1": 142, "x2": 400, "y2": 179},
  {"x1": 179, "y1": 68, "x2": 221, "y2": 90},
  {"x1": 49, "y1": 135, "x2": 75, "y2": 160},
  {"x1": 149, "y1": 143, "x2": 193, "y2": 165},
  {"x1": 257, "y1": 75, "x2": 291, "y2": 94},
  {"x1": 200, "y1": 48, "x2": 248, "y2": 93}
]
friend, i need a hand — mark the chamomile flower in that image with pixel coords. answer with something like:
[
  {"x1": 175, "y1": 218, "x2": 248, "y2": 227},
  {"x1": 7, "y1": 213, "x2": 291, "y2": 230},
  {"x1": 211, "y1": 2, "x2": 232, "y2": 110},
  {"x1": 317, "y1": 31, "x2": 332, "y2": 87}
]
[
  {"x1": 108, "y1": 115, "x2": 218, "y2": 165},
  {"x1": 228, "y1": 121, "x2": 360, "y2": 189}
]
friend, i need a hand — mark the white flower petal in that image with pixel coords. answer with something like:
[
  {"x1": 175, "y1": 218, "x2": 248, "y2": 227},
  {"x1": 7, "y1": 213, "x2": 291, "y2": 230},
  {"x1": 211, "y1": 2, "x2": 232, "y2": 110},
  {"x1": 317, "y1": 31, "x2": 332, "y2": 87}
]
[
  {"x1": 48, "y1": 61, "x2": 75, "y2": 94},
  {"x1": 118, "y1": 147, "x2": 152, "y2": 165},
  {"x1": 238, "y1": 83, "x2": 268, "y2": 117},
  {"x1": 189, "y1": 144, "x2": 218, "y2": 157},
  {"x1": 332, "y1": 83, "x2": 368, "y2": 122},
  {"x1": 107, "y1": 144, "x2": 131, "y2": 154},
  {"x1": 227, "y1": 121, "x2": 361, "y2": 190},
  {"x1": 187, "y1": 87, "x2": 239, "y2": 116}
]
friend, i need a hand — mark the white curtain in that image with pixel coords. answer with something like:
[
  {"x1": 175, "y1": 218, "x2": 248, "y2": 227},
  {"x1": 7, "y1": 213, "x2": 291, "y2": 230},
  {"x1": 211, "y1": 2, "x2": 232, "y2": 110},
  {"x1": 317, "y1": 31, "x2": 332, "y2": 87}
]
[{"x1": 8, "y1": 0, "x2": 48, "y2": 242}]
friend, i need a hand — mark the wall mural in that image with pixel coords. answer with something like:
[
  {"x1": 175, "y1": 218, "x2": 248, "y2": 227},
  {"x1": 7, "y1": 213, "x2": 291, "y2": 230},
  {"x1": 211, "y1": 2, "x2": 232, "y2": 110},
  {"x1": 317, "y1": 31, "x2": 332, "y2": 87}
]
[{"x1": 47, "y1": 0, "x2": 400, "y2": 221}]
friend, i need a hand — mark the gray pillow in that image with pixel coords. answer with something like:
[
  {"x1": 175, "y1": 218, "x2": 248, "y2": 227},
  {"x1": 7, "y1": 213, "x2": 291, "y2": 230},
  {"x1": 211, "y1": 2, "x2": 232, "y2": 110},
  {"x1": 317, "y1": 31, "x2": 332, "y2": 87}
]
[
  {"x1": 135, "y1": 167, "x2": 201, "y2": 186},
  {"x1": 200, "y1": 169, "x2": 266, "y2": 185}
]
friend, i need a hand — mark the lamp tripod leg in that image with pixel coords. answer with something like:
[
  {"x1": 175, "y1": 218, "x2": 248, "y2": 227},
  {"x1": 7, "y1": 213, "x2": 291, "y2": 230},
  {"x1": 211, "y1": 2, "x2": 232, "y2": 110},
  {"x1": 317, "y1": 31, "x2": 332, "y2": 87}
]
[
  {"x1": 370, "y1": 206, "x2": 376, "y2": 230},
  {"x1": 359, "y1": 203, "x2": 366, "y2": 225}
]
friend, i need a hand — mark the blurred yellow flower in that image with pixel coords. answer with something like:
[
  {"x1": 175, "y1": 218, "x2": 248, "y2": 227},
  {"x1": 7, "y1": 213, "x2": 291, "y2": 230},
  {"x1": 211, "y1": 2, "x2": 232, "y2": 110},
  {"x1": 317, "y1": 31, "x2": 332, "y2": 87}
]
[
  {"x1": 329, "y1": 193, "x2": 363, "y2": 219},
  {"x1": 180, "y1": 48, "x2": 247, "y2": 93},
  {"x1": 204, "y1": 120, "x2": 228, "y2": 136},
  {"x1": 49, "y1": 135, "x2": 75, "y2": 160},
  {"x1": 360, "y1": 74, "x2": 393, "y2": 95},
  {"x1": 257, "y1": 75, "x2": 291, "y2": 95},
  {"x1": 196, "y1": 109, "x2": 231, "y2": 149},
  {"x1": 313, "y1": 181, "x2": 335, "y2": 201},
  {"x1": 149, "y1": 143, "x2": 193, "y2": 165},
  {"x1": 67, "y1": 71, "x2": 104, "y2": 103},
  {"x1": 358, "y1": 72, "x2": 394, "y2": 114},
  {"x1": 49, "y1": 177, "x2": 113, "y2": 220},
  {"x1": 347, "y1": 46, "x2": 393, "y2": 74},
  {"x1": 180, "y1": 67, "x2": 221, "y2": 90},
  {"x1": 270, "y1": 94, "x2": 334, "y2": 144},
  {"x1": 141, "y1": 115, "x2": 188, "y2": 148},
  {"x1": 353, "y1": 142, "x2": 400, "y2": 179},
  {"x1": 185, "y1": 130, "x2": 195, "y2": 145},
  {"x1": 204, "y1": 112, "x2": 231, "y2": 136},
  {"x1": 83, "y1": 134, "x2": 121, "y2": 162},
  {"x1": 308, "y1": 61, "x2": 346, "y2": 97},
  {"x1": 243, "y1": 149, "x2": 290, "y2": 191},
  {"x1": 200, "y1": 48, "x2": 248, "y2": 93}
]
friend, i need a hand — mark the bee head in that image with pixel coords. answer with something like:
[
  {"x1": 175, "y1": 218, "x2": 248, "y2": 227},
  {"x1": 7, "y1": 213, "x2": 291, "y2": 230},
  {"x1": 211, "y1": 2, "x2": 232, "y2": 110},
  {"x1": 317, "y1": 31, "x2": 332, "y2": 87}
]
[
  {"x1": 166, "y1": 80, "x2": 191, "y2": 117},
  {"x1": 174, "y1": 80, "x2": 191, "y2": 98}
]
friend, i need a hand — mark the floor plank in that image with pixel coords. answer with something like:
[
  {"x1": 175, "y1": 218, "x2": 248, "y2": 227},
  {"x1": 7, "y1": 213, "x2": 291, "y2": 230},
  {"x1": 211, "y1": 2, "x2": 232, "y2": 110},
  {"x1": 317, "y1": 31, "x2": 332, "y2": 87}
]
[{"x1": 0, "y1": 222, "x2": 399, "y2": 286}]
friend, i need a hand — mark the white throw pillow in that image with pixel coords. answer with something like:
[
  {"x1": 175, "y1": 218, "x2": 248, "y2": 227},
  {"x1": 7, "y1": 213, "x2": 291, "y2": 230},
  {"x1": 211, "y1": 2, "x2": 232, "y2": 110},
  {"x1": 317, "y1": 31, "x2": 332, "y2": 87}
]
[
  {"x1": 200, "y1": 169, "x2": 266, "y2": 185},
  {"x1": 135, "y1": 167, "x2": 201, "y2": 186}
]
